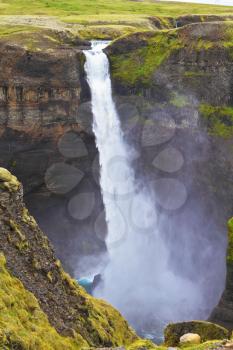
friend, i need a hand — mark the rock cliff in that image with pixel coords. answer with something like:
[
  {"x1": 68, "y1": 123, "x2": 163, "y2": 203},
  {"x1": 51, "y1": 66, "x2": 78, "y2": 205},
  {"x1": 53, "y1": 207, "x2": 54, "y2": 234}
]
[
  {"x1": 1, "y1": 16, "x2": 233, "y2": 334},
  {"x1": 0, "y1": 28, "x2": 103, "y2": 274},
  {"x1": 0, "y1": 167, "x2": 142, "y2": 348},
  {"x1": 107, "y1": 21, "x2": 233, "y2": 329},
  {"x1": 210, "y1": 218, "x2": 233, "y2": 329}
]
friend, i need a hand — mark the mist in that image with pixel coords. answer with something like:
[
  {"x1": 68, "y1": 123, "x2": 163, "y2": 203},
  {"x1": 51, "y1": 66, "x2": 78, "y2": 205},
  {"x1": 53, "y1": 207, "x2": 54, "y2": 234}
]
[{"x1": 80, "y1": 41, "x2": 227, "y2": 340}]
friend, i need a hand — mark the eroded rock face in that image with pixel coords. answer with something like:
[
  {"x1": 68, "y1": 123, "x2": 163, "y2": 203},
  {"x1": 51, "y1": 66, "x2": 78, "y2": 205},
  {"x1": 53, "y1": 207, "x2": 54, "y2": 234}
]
[
  {"x1": 211, "y1": 219, "x2": 233, "y2": 329},
  {"x1": 0, "y1": 167, "x2": 138, "y2": 347},
  {"x1": 0, "y1": 35, "x2": 104, "y2": 274},
  {"x1": 107, "y1": 21, "x2": 233, "y2": 329}
]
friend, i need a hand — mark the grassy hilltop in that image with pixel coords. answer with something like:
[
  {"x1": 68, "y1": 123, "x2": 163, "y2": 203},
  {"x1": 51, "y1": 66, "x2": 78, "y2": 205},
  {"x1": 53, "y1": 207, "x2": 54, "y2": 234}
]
[
  {"x1": 0, "y1": 0, "x2": 233, "y2": 39},
  {"x1": 0, "y1": 0, "x2": 233, "y2": 17}
]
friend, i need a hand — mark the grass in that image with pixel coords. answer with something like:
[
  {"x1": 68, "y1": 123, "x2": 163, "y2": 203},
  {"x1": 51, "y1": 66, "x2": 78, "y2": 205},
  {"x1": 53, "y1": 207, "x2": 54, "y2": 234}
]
[
  {"x1": 0, "y1": 0, "x2": 233, "y2": 39},
  {"x1": 0, "y1": 0, "x2": 233, "y2": 18}
]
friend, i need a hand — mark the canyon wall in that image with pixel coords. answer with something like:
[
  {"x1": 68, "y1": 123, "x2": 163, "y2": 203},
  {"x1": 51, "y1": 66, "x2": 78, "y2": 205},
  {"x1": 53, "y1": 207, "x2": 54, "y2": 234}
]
[
  {"x1": 0, "y1": 31, "x2": 104, "y2": 275},
  {"x1": 0, "y1": 19, "x2": 233, "y2": 330},
  {"x1": 106, "y1": 21, "x2": 233, "y2": 329}
]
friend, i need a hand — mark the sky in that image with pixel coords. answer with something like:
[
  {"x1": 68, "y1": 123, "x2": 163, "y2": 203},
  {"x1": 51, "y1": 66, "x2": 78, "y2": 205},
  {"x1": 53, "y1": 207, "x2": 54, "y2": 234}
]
[{"x1": 163, "y1": 0, "x2": 233, "y2": 5}]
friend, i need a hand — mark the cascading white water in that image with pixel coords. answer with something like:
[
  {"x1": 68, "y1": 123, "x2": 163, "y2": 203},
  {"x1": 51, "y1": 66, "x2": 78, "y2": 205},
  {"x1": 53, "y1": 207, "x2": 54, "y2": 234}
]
[{"x1": 84, "y1": 42, "x2": 208, "y2": 339}]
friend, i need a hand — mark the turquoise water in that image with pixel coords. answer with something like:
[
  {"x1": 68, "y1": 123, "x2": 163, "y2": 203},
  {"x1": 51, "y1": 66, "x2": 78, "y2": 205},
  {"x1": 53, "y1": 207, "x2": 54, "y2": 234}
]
[{"x1": 78, "y1": 277, "x2": 93, "y2": 294}]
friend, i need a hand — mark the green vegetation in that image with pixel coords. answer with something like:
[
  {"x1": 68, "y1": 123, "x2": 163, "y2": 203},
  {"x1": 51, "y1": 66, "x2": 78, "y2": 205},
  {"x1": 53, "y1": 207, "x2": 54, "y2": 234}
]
[
  {"x1": 0, "y1": 0, "x2": 232, "y2": 18},
  {"x1": 154, "y1": 340, "x2": 225, "y2": 350},
  {"x1": 164, "y1": 321, "x2": 229, "y2": 347},
  {"x1": 179, "y1": 341, "x2": 224, "y2": 349},
  {"x1": 0, "y1": 253, "x2": 84, "y2": 350},
  {"x1": 184, "y1": 71, "x2": 209, "y2": 78},
  {"x1": 0, "y1": 168, "x2": 20, "y2": 192},
  {"x1": 199, "y1": 104, "x2": 233, "y2": 138},
  {"x1": 127, "y1": 339, "x2": 157, "y2": 350},
  {"x1": 110, "y1": 30, "x2": 183, "y2": 87},
  {"x1": 107, "y1": 21, "x2": 233, "y2": 88},
  {"x1": 0, "y1": 25, "x2": 38, "y2": 37},
  {"x1": 0, "y1": 0, "x2": 232, "y2": 40},
  {"x1": 170, "y1": 92, "x2": 189, "y2": 108}
]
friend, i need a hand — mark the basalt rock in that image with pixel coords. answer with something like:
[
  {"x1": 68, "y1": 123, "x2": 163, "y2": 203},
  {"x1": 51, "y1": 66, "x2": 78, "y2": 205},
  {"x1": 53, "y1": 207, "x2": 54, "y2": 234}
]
[
  {"x1": 0, "y1": 30, "x2": 103, "y2": 274},
  {"x1": 107, "y1": 21, "x2": 233, "y2": 329},
  {"x1": 210, "y1": 218, "x2": 233, "y2": 329}
]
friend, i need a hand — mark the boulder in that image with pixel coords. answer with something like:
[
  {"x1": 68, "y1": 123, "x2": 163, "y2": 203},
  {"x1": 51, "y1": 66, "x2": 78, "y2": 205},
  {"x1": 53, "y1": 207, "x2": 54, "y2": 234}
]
[
  {"x1": 179, "y1": 333, "x2": 201, "y2": 345},
  {"x1": 164, "y1": 321, "x2": 229, "y2": 347}
]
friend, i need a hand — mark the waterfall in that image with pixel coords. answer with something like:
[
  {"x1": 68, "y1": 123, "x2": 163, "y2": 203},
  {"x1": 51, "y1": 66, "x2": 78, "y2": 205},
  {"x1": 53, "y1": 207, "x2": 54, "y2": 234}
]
[{"x1": 84, "y1": 41, "x2": 205, "y2": 340}]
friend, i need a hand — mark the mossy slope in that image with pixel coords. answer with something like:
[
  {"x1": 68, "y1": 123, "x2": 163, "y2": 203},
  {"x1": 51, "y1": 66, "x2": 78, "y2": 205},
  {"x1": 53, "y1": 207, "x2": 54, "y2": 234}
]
[
  {"x1": 0, "y1": 253, "x2": 83, "y2": 350},
  {"x1": 0, "y1": 167, "x2": 148, "y2": 349}
]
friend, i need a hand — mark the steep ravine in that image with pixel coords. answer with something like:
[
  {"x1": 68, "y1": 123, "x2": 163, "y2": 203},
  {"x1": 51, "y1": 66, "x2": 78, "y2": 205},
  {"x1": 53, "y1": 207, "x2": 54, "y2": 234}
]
[
  {"x1": 106, "y1": 20, "x2": 233, "y2": 330},
  {"x1": 0, "y1": 18, "x2": 233, "y2": 336}
]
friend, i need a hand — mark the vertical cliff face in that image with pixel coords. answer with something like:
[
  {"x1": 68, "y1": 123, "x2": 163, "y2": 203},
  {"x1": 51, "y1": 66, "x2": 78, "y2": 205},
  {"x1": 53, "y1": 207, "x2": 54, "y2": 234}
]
[
  {"x1": 106, "y1": 21, "x2": 233, "y2": 329},
  {"x1": 0, "y1": 167, "x2": 140, "y2": 348},
  {"x1": 0, "y1": 44, "x2": 81, "y2": 136},
  {"x1": 210, "y1": 219, "x2": 233, "y2": 329},
  {"x1": 0, "y1": 31, "x2": 105, "y2": 274}
]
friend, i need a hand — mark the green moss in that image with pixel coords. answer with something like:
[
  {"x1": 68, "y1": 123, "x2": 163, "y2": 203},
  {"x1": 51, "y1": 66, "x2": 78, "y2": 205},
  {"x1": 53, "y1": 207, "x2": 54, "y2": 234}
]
[
  {"x1": 47, "y1": 271, "x2": 53, "y2": 283},
  {"x1": 0, "y1": 168, "x2": 20, "y2": 192},
  {"x1": 78, "y1": 24, "x2": 144, "y2": 40},
  {"x1": 15, "y1": 240, "x2": 29, "y2": 251},
  {"x1": 180, "y1": 340, "x2": 224, "y2": 350},
  {"x1": 227, "y1": 217, "x2": 233, "y2": 263},
  {"x1": 22, "y1": 208, "x2": 37, "y2": 229},
  {"x1": 199, "y1": 104, "x2": 233, "y2": 138},
  {"x1": 0, "y1": 252, "x2": 86, "y2": 349},
  {"x1": 170, "y1": 92, "x2": 189, "y2": 108},
  {"x1": 195, "y1": 39, "x2": 213, "y2": 50},
  {"x1": 110, "y1": 30, "x2": 183, "y2": 87},
  {"x1": 184, "y1": 71, "x2": 208, "y2": 78},
  {"x1": 8, "y1": 219, "x2": 26, "y2": 242},
  {"x1": 127, "y1": 339, "x2": 157, "y2": 350}
]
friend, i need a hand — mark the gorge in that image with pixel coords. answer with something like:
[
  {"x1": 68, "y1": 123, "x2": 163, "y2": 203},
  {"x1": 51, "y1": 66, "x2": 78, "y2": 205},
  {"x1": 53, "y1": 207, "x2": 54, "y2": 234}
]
[
  {"x1": 83, "y1": 40, "x2": 226, "y2": 341},
  {"x1": 0, "y1": 1, "x2": 233, "y2": 349}
]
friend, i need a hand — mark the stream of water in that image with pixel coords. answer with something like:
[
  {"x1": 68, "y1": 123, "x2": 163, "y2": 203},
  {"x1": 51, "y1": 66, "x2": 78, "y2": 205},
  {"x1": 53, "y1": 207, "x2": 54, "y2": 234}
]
[{"x1": 84, "y1": 41, "x2": 217, "y2": 342}]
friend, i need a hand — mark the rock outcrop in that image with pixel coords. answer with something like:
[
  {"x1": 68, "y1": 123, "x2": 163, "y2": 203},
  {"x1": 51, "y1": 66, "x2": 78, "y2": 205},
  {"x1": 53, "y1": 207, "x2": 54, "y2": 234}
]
[
  {"x1": 211, "y1": 218, "x2": 233, "y2": 329},
  {"x1": 164, "y1": 321, "x2": 229, "y2": 347},
  {"x1": 0, "y1": 167, "x2": 143, "y2": 348}
]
